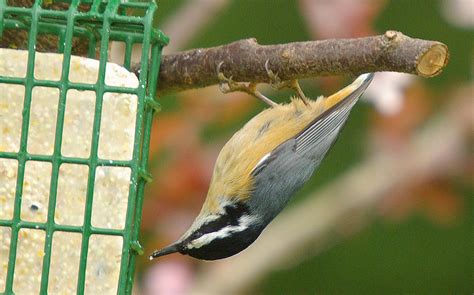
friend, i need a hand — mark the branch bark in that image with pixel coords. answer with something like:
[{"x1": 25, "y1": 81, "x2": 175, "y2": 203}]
[{"x1": 157, "y1": 31, "x2": 448, "y2": 94}]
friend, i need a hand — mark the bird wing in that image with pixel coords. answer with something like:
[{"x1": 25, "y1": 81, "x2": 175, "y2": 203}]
[
  {"x1": 295, "y1": 73, "x2": 374, "y2": 154},
  {"x1": 250, "y1": 73, "x2": 374, "y2": 176}
]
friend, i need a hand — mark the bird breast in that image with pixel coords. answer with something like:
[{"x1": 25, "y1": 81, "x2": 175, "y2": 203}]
[{"x1": 204, "y1": 97, "x2": 327, "y2": 213}]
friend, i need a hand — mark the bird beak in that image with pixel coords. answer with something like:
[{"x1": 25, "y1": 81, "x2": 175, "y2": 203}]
[{"x1": 149, "y1": 243, "x2": 181, "y2": 260}]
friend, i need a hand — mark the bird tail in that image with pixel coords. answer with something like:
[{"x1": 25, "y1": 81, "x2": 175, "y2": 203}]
[
  {"x1": 294, "y1": 73, "x2": 374, "y2": 155},
  {"x1": 324, "y1": 73, "x2": 375, "y2": 110}
]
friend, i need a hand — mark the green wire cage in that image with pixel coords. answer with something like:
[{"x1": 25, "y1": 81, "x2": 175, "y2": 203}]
[{"x1": 0, "y1": 0, "x2": 168, "y2": 293}]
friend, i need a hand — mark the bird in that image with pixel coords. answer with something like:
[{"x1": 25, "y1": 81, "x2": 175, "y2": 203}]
[{"x1": 150, "y1": 72, "x2": 374, "y2": 260}]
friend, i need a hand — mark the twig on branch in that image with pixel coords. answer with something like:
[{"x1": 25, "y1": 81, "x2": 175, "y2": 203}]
[
  {"x1": 157, "y1": 31, "x2": 448, "y2": 94},
  {"x1": 189, "y1": 94, "x2": 471, "y2": 295}
]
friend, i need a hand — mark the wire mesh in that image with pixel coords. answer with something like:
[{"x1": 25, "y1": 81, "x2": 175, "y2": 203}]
[{"x1": 0, "y1": 0, "x2": 168, "y2": 293}]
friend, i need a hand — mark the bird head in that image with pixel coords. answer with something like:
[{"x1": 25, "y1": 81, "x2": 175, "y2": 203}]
[{"x1": 150, "y1": 201, "x2": 264, "y2": 260}]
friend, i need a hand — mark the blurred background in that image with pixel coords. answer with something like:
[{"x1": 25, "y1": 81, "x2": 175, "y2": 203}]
[{"x1": 137, "y1": 0, "x2": 472, "y2": 294}]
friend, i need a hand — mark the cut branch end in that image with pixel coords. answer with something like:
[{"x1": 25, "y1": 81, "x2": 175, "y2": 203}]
[{"x1": 417, "y1": 43, "x2": 449, "y2": 77}]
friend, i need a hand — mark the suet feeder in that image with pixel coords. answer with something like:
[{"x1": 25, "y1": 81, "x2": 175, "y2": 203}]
[{"x1": 0, "y1": 0, "x2": 168, "y2": 293}]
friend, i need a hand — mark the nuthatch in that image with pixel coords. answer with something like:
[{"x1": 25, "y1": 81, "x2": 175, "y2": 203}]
[{"x1": 150, "y1": 72, "x2": 374, "y2": 260}]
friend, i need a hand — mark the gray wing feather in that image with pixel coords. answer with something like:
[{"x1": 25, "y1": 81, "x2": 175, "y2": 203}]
[
  {"x1": 295, "y1": 73, "x2": 374, "y2": 155},
  {"x1": 251, "y1": 73, "x2": 374, "y2": 176}
]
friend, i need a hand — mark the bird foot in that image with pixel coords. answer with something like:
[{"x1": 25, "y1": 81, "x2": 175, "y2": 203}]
[
  {"x1": 217, "y1": 61, "x2": 277, "y2": 107},
  {"x1": 264, "y1": 60, "x2": 309, "y2": 106}
]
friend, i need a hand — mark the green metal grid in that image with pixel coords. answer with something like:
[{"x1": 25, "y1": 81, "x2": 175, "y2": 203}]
[{"x1": 0, "y1": 0, "x2": 168, "y2": 294}]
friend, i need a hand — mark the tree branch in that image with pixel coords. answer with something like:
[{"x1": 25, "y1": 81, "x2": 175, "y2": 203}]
[{"x1": 157, "y1": 31, "x2": 448, "y2": 94}]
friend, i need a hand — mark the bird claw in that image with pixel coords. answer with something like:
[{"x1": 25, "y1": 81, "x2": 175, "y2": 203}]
[
  {"x1": 217, "y1": 61, "x2": 278, "y2": 107},
  {"x1": 217, "y1": 61, "x2": 235, "y2": 93},
  {"x1": 264, "y1": 60, "x2": 281, "y2": 86},
  {"x1": 217, "y1": 61, "x2": 248, "y2": 93},
  {"x1": 264, "y1": 60, "x2": 309, "y2": 106}
]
